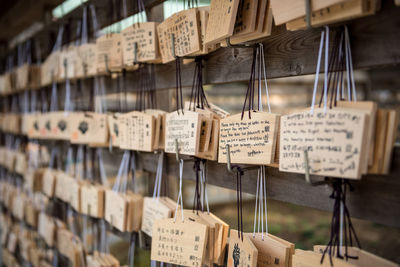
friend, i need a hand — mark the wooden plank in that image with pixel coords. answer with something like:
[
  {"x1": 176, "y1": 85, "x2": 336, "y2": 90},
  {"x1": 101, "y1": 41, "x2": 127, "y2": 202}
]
[{"x1": 140, "y1": 146, "x2": 400, "y2": 228}]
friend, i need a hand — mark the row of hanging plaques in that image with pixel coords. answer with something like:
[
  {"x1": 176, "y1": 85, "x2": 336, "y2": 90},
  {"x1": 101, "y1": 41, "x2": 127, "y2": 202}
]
[{"x1": 0, "y1": 0, "x2": 379, "y2": 95}]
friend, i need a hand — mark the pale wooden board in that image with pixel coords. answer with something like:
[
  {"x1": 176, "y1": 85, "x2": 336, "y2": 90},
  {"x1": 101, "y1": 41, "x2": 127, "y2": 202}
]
[
  {"x1": 313, "y1": 246, "x2": 398, "y2": 267},
  {"x1": 336, "y1": 101, "x2": 377, "y2": 174},
  {"x1": 80, "y1": 184, "x2": 105, "y2": 218},
  {"x1": 104, "y1": 190, "x2": 127, "y2": 232},
  {"x1": 141, "y1": 197, "x2": 173, "y2": 237},
  {"x1": 118, "y1": 111, "x2": 155, "y2": 152},
  {"x1": 42, "y1": 168, "x2": 56, "y2": 197},
  {"x1": 279, "y1": 108, "x2": 368, "y2": 179},
  {"x1": 368, "y1": 109, "x2": 388, "y2": 174},
  {"x1": 121, "y1": 22, "x2": 160, "y2": 66},
  {"x1": 204, "y1": 0, "x2": 241, "y2": 45},
  {"x1": 336, "y1": 101, "x2": 377, "y2": 167},
  {"x1": 77, "y1": 43, "x2": 98, "y2": 77},
  {"x1": 227, "y1": 229, "x2": 258, "y2": 267},
  {"x1": 233, "y1": 0, "x2": 259, "y2": 37},
  {"x1": 70, "y1": 112, "x2": 109, "y2": 145},
  {"x1": 165, "y1": 110, "x2": 202, "y2": 156},
  {"x1": 292, "y1": 249, "x2": 357, "y2": 267},
  {"x1": 286, "y1": 0, "x2": 373, "y2": 31},
  {"x1": 96, "y1": 33, "x2": 123, "y2": 74},
  {"x1": 151, "y1": 218, "x2": 209, "y2": 266},
  {"x1": 218, "y1": 111, "x2": 280, "y2": 165},
  {"x1": 58, "y1": 46, "x2": 77, "y2": 80},
  {"x1": 382, "y1": 110, "x2": 399, "y2": 174},
  {"x1": 245, "y1": 233, "x2": 291, "y2": 267},
  {"x1": 49, "y1": 111, "x2": 74, "y2": 141},
  {"x1": 270, "y1": 0, "x2": 346, "y2": 25}
]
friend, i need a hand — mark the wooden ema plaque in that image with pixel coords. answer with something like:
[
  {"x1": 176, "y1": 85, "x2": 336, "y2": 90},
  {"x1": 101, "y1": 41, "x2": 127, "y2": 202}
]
[
  {"x1": 233, "y1": 0, "x2": 258, "y2": 37},
  {"x1": 151, "y1": 218, "x2": 209, "y2": 266},
  {"x1": 96, "y1": 33, "x2": 123, "y2": 74},
  {"x1": 227, "y1": 3, "x2": 273, "y2": 45},
  {"x1": 279, "y1": 108, "x2": 367, "y2": 179},
  {"x1": 70, "y1": 112, "x2": 109, "y2": 145},
  {"x1": 77, "y1": 43, "x2": 98, "y2": 77},
  {"x1": 15, "y1": 64, "x2": 29, "y2": 91},
  {"x1": 313, "y1": 246, "x2": 398, "y2": 267},
  {"x1": 227, "y1": 230, "x2": 258, "y2": 267},
  {"x1": 41, "y1": 51, "x2": 60, "y2": 86},
  {"x1": 80, "y1": 184, "x2": 106, "y2": 218},
  {"x1": 270, "y1": 0, "x2": 346, "y2": 25},
  {"x1": 145, "y1": 109, "x2": 167, "y2": 150},
  {"x1": 118, "y1": 111, "x2": 155, "y2": 152},
  {"x1": 42, "y1": 168, "x2": 56, "y2": 197},
  {"x1": 141, "y1": 197, "x2": 174, "y2": 237},
  {"x1": 58, "y1": 47, "x2": 77, "y2": 80},
  {"x1": 165, "y1": 110, "x2": 202, "y2": 157},
  {"x1": 292, "y1": 249, "x2": 357, "y2": 267},
  {"x1": 104, "y1": 190, "x2": 143, "y2": 232},
  {"x1": 49, "y1": 112, "x2": 74, "y2": 141},
  {"x1": 205, "y1": 0, "x2": 240, "y2": 45},
  {"x1": 121, "y1": 22, "x2": 160, "y2": 67},
  {"x1": 157, "y1": 9, "x2": 201, "y2": 63},
  {"x1": 335, "y1": 101, "x2": 377, "y2": 174},
  {"x1": 245, "y1": 233, "x2": 293, "y2": 267},
  {"x1": 286, "y1": 0, "x2": 374, "y2": 31},
  {"x1": 219, "y1": 111, "x2": 280, "y2": 165}
]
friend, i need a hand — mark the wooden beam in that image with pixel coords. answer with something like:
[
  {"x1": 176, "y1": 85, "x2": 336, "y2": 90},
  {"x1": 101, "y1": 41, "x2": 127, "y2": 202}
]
[{"x1": 139, "y1": 146, "x2": 400, "y2": 228}]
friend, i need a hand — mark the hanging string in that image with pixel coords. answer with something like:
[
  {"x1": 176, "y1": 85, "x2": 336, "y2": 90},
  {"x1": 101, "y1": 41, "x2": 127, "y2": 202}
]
[
  {"x1": 189, "y1": 57, "x2": 209, "y2": 111},
  {"x1": 241, "y1": 48, "x2": 257, "y2": 120},
  {"x1": 310, "y1": 30, "x2": 325, "y2": 114},
  {"x1": 128, "y1": 233, "x2": 136, "y2": 267},
  {"x1": 175, "y1": 58, "x2": 184, "y2": 114},
  {"x1": 321, "y1": 179, "x2": 361, "y2": 265},
  {"x1": 174, "y1": 159, "x2": 184, "y2": 222},
  {"x1": 231, "y1": 165, "x2": 244, "y2": 241}
]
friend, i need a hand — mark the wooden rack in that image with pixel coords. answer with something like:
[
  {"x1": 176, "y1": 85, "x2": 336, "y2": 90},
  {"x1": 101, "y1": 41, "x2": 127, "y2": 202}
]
[{"x1": 1, "y1": 0, "x2": 400, "y2": 230}]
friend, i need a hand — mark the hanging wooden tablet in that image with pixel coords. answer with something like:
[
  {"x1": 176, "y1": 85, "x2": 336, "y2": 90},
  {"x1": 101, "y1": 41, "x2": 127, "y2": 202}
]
[
  {"x1": 198, "y1": 211, "x2": 230, "y2": 265},
  {"x1": 118, "y1": 111, "x2": 155, "y2": 152},
  {"x1": 145, "y1": 109, "x2": 167, "y2": 150},
  {"x1": 246, "y1": 233, "x2": 292, "y2": 267},
  {"x1": 96, "y1": 33, "x2": 123, "y2": 74},
  {"x1": 38, "y1": 213, "x2": 57, "y2": 247},
  {"x1": 233, "y1": 0, "x2": 259, "y2": 37},
  {"x1": 104, "y1": 189, "x2": 128, "y2": 231},
  {"x1": 141, "y1": 197, "x2": 174, "y2": 237},
  {"x1": 70, "y1": 112, "x2": 109, "y2": 145},
  {"x1": 279, "y1": 108, "x2": 368, "y2": 179},
  {"x1": 292, "y1": 249, "x2": 357, "y2": 267},
  {"x1": 165, "y1": 110, "x2": 202, "y2": 156},
  {"x1": 29, "y1": 65, "x2": 42, "y2": 89},
  {"x1": 219, "y1": 111, "x2": 280, "y2": 165},
  {"x1": 55, "y1": 171, "x2": 75, "y2": 202},
  {"x1": 24, "y1": 113, "x2": 40, "y2": 138},
  {"x1": 286, "y1": 0, "x2": 376, "y2": 31},
  {"x1": 270, "y1": 0, "x2": 346, "y2": 25},
  {"x1": 77, "y1": 43, "x2": 98, "y2": 77},
  {"x1": 190, "y1": 7, "x2": 219, "y2": 56},
  {"x1": 226, "y1": 3, "x2": 273, "y2": 45},
  {"x1": 50, "y1": 112, "x2": 74, "y2": 140},
  {"x1": 41, "y1": 51, "x2": 60, "y2": 86},
  {"x1": 334, "y1": 101, "x2": 376, "y2": 175},
  {"x1": 382, "y1": 110, "x2": 399, "y2": 174},
  {"x1": 80, "y1": 184, "x2": 106, "y2": 218},
  {"x1": 42, "y1": 169, "x2": 56, "y2": 197},
  {"x1": 14, "y1": 152, "x2": 27, "y2": 176},
  {"x1": 58, "y1": 47, "x2": 77, "y2": 80},
  {"x1": 313, "y1": 246, "x2": 398, "y2": 267},
  {"x1": 69, "y1": 178, "x2": 83, "y2": 212},
  {"x1": 25, "y1": 202, "x2": 39, "y2": 227},
  {"x1": 157, "y1": 9, "x2": 201, "y2": 63},
  {"x1": 151, "y1": 218, "x2": 209, "y2": 266},
  {"x1": 227, "y1": 230, "x2": 258, "y2": 267},
  {"x1": 15, "y1": 64, "x2": 29, "y2": 91},
  {"x1": 205, "y1": 0, "x2": 240, "y2": 45},
  {"x1": 125, "y1": 191, "x2": 144, "y2": 232},
  {"x1": 121, "y1": 22, "x2": 160, "y2": 67}
]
